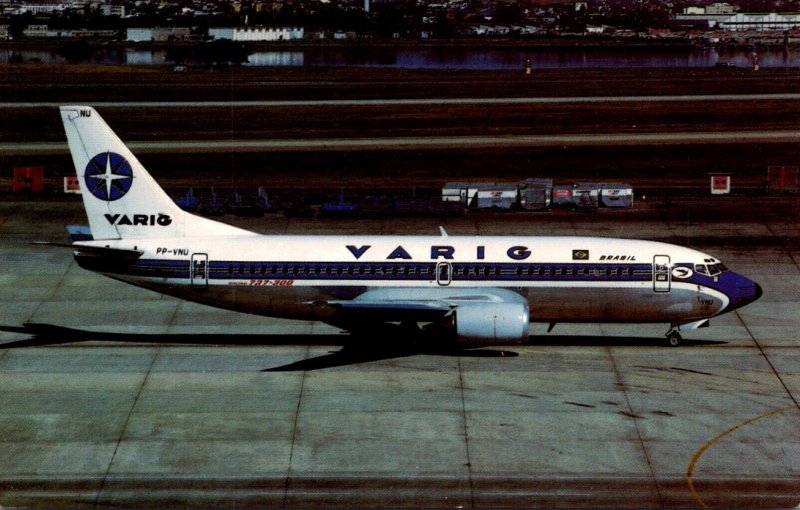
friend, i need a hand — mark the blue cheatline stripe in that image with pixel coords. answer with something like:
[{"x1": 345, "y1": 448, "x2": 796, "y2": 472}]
[{"x1": 113, "y1": 259, "x2": 660, "y2": 283}]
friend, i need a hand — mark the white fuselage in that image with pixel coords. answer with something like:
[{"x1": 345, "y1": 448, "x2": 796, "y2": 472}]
[{"x1": 74, "y1": 235, "x2": 745, "y2": 325}]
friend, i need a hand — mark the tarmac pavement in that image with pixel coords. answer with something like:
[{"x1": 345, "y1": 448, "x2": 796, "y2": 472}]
[{"x1": 0, "y1": 197, "x2": 799, "y2": 507}]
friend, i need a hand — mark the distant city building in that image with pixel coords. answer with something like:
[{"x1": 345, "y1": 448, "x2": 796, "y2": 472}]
[
  {"x1": 14, "y1": 3, "x2": 64, "y2": 14},
  {"x1": 682, "y1": 2, "x2": 737, "y2": 15},
  {"x1": 719, "y1": 12, "x2": 800, "y2": 31},
  {"x1": 7, "y1": 0, "x2": 91, "y2": 15},
  {"x1": 676, "y1": 11, "x2": 800, "y2": 31},
  {"x1": 127, "y1": 27, "x2": 191, "y2": 42},
  {"x1": 208, "y1": 27, "x2": 304, "y2": 41},
  {"x1": 705, "y1": 2, "x2": 737, "y2": 15},
  {"x1": 100, "y1": 3, "x2": 125, "y2": 16},
  {"x1": 23, "y1": 24, "x2": 116, "y2": 37}
]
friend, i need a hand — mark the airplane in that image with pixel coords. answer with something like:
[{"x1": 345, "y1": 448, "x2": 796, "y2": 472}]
[{"x1": 52, "y1": 105, "x2": 762, "y2": 350}]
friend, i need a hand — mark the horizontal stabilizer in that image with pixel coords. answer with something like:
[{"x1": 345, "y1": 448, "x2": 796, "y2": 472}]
[
  {"x1": 29, "y1": 241, "x2": 143, "y2": 259},
  {"x1": 66, "y1": 225, "x2": 93, "y2": 241}
]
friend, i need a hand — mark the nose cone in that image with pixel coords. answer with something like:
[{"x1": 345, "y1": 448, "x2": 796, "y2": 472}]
[{"x1": 732, "y1": 276, "x2": 762, "y2": 310}]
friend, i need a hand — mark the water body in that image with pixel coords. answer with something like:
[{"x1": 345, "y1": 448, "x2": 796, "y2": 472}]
[{"x1": 2, "y1": 45, "x2": 798, "y2": 68}]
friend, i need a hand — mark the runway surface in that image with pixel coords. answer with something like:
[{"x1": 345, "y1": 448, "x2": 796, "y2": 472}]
[{"x1": 1, "y1": 197, "x2": 799, "y2": 507}]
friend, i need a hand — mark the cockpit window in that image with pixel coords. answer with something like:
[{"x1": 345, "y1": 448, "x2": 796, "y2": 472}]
[{"x1": 694, "y1": 263, "x2": 725, "y2": 276}]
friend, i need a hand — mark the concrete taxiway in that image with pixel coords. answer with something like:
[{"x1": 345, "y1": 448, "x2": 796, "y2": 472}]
[{"x1": 1, "y1": 197, "x2": 799, "y2": 507}]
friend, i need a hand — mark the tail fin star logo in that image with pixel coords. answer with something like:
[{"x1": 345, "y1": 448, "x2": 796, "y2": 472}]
[{"x1": 85, "y1": 152, "x2": 133, "y2": 201}]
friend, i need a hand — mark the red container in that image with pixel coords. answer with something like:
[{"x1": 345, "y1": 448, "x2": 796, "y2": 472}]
[{"x1": 12, "y1": 166, "x2": 44, "y2": 193}]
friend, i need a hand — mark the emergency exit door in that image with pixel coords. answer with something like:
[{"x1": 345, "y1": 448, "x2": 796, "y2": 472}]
[
  {"x1": 436, "y1": 262, "x2": 452, "y2": 286},
  {"x1": 653, "y1": 255, "x2": 671, "y2": 293}
]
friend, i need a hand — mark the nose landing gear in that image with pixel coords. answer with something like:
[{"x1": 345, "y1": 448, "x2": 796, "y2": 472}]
[
  {"x1": 664, "y1": 319, "x2": 708, "y2": 347},
  {"x1": 665, "y1": 329, "x2": 682, "y2": 347}
]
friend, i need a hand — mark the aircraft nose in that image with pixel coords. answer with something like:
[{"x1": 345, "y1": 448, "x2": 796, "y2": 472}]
[{"x1": 733, "y1": 277, "x2": 762, "y2": 309}]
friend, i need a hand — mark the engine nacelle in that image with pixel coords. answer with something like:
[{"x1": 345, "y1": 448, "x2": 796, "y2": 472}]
[{"x1": 454, "y1": 302, "x2": 530, "y2": 346}]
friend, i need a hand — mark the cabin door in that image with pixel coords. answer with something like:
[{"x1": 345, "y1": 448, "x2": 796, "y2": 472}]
[
  {"x1": 653, "y1": 255, "x2": 671, "y2": 293},
  {"x1": 191, "y1": 253, "x2": 209, "y2": 289}
]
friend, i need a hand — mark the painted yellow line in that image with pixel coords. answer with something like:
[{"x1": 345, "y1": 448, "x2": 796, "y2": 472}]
[{"x1": 686, "y1": 405, "x2": 796, "y2": 508}]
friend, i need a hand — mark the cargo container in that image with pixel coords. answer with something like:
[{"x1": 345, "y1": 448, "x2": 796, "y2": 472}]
[
  {"x1": 469, "y1": 184, "x2": 519, "y2": 210},
  {"x1": 572, "y1": 183, "x2": 601, "y2": 210},
  {"x1": 519, "y1": 178, "x2": 553, "y2": 211},
  {"x1": 12, "y1": 166, "x2": 44, "y2": 193},
  {"x1": 599, "y1": 183, "x2": 634, "y2": 207},
  {"x1": 552, "y1": 185, "x2": 574, "y2": 207},
  {"x1": 441, "y1": 182, "x2": 470, "y2": 203}
]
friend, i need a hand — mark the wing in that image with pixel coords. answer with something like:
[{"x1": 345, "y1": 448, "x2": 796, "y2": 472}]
[
  {"x1": 325, "y1": 299, "x2": 454, "y2": 322},
  {"x1": 322, "y1": 287, "x2": 527, "y2": 324}
]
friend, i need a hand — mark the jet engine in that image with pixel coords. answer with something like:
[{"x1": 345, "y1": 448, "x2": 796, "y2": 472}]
[{"x1": 453, "y1": 302, "x2": 530, "y2": 346}]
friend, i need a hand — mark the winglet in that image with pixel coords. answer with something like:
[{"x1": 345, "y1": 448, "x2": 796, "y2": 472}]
[{"x1": 439, "y1": 226, "x2": 449, "y2": 237}]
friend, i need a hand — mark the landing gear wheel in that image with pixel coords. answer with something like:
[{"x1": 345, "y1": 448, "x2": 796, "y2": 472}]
[{"x1": 665, "y1": 331, "x2": 682, "y2": 347}]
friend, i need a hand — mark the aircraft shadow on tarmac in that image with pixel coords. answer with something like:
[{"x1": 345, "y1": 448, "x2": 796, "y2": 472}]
[{"x1": 0, "y1": 323, "x2": 725, "y2": 371}]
